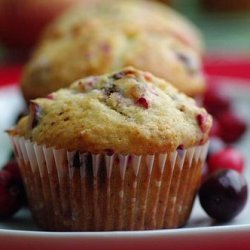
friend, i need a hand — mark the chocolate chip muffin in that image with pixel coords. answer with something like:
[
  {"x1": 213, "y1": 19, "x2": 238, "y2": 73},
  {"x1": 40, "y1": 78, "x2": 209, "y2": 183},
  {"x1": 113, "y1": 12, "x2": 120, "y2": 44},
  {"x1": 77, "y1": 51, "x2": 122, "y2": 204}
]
[
  {"x1": 21, "y1": 0, "x2": 204, "y2": 101},
  {"x1": 10, "y1": 67, "x2": 211, "y2": 231}
]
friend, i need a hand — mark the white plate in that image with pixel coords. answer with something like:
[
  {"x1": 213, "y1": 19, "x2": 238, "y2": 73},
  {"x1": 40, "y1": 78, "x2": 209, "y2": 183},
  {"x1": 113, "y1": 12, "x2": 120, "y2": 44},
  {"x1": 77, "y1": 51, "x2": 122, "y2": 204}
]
[{"x1": 0, "y1": 78, "x2": 250, "y2": 250}]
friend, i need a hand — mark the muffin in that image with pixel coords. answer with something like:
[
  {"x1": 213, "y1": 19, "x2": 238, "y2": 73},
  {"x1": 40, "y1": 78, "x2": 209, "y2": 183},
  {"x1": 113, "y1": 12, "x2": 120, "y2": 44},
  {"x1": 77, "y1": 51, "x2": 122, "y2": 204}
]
[
  {"x1": 42, "y1": 0, "x2": 203, "y2": 53},
  {"x1": 10, "y1": 67, "x2": 212, "y2": 231},
  {"x1": 21, "y1": 0, "x2": 204, "y2": 101}
]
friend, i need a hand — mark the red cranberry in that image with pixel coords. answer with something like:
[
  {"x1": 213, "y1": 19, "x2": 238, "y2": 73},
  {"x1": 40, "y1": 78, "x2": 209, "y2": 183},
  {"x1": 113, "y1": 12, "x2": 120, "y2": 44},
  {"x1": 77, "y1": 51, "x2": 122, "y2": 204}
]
[
  {"x1": 84, "y1": 77, "x2": 98, "y2": 89},
  {"x1": 196, "y1": 113, "x2": 208, "y2": 132},
  {"x1": 203, "y1": 86, "x2": 231, "y2": 117},
  {"x1": 218, "y1": 111, "x2": 247, "y2": 143},
  {"x1": 46, "y1": 94, "x2": 54, "y2": 100},
  {"x1": 199, "y1": 169, "x2": 248, "y2": 221},
  {"x1": 0, "y1": 169, "x2": 24, "y2": 219},
  {"x1": 136, "y1": 97, "x2": 149, "y2": 109},
  {"x1": 208, "y1": 147, "x2": 244, "y2": 174},
  {"x1": 3, "y1": 160, "x2": 22, "y2": 182},
  {"x1": 2, "y1": 160, "x2": 27, "y2": 206}
]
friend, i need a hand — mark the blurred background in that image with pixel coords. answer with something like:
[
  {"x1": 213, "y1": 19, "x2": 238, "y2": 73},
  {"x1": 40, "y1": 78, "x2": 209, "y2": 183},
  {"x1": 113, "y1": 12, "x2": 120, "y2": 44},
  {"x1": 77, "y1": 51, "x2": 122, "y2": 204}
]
[
  {"x1": 1, "y1": 0, "x2": 250, "y2": 60},
  {"x1": 1, "y1": 0, "x2": 250, "y2": 80},
  {"x1": 174, "y1": 0, "x2": 250, "y2": 53}
]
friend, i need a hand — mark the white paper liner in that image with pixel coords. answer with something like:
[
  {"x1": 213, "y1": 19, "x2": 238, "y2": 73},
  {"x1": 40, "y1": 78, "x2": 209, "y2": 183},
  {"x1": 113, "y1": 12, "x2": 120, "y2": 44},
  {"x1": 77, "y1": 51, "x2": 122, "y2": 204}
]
[{"x1": 10, "y1": 136, "x2": 209, "y2": 231}]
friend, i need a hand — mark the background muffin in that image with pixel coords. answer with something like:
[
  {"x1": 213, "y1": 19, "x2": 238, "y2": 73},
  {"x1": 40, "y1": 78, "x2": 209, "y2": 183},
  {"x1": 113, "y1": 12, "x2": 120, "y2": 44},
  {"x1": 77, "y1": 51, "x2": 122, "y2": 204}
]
[
  {"x1": 42, "y1": 0, "x2": 203, "y2": 53},
  {"x1": 10, "y1": 67, "x2": 212, "y2": 231},
  {"x1": 21, "y1": 0, "x2": 204, "y2": 101}
]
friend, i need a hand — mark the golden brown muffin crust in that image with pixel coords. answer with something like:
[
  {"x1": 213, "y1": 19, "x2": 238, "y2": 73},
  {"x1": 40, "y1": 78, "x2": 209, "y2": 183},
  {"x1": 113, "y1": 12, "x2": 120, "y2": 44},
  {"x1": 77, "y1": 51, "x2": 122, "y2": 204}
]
[{"x1": 16, "y1": 68, "x2": 212, "y2": 154}]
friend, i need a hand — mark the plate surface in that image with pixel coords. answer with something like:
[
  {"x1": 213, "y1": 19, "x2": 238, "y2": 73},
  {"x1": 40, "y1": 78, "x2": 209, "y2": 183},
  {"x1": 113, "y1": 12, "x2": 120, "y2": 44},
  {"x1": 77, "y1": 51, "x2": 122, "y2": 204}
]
[{"x1": 0, "y1": 78, "x2": 250, "y2": 250}]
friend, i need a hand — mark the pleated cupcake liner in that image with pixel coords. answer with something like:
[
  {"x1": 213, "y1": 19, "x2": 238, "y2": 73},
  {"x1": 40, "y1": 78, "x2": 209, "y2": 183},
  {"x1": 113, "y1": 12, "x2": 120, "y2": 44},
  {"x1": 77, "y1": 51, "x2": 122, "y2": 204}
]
[{"x1": 10, "y1": 136, "x2": 209, "y2": 231}]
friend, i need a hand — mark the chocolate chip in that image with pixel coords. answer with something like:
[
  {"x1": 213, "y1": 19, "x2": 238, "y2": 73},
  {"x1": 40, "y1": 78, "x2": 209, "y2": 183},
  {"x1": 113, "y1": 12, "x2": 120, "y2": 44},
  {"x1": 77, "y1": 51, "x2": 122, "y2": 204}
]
[
  {"x1": 111, "y1": 69, "x2": 136, "y2": 80},
  {"x1": 178, "y1": 105, "x2": 186, "y2": 112},
  {"x1": 104, "y1": 84, "x2": 118, "y2": 96},
  {"x1": 112, "y1": 72, "x2": 124, "y2": 80}
]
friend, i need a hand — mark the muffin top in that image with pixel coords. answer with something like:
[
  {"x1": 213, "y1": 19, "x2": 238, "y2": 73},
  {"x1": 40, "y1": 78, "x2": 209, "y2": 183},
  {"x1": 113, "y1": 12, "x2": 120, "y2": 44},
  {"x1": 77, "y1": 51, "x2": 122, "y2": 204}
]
[
  {"x1": 43, "y1": 0, "x2": 203, "y2": 53},
  {"x1": 21, "y1": 0, "x2": 204, "y2": 101},
  {"x1": 15, "y1": 68, "x2": 212, "y2": 154}
]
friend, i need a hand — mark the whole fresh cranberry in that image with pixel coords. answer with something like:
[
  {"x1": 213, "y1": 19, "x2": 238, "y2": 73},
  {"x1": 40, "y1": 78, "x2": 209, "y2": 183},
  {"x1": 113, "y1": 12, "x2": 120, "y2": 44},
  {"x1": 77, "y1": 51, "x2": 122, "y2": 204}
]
[
  {"x1": 3, "y1": 160, "x2": 27, "y2": 206},
  {"x1": 203, "y1": 86, "x2": 231, "y2": 118},
  {"x1": 0, "y1": 169, "x2": 24, "y2": 219},
  {"x1": 199, "y1": 169, "x2": 248, "y2": 221},
  {"x1": 208, "y1": 147, "x2": 244, "y2": 174},
  {"x1": 218, "y1": 111, "x2": 247, "y2": 143},
  {"x1": 3, "y1": 160, "x2": 22, "y2": 182}
]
